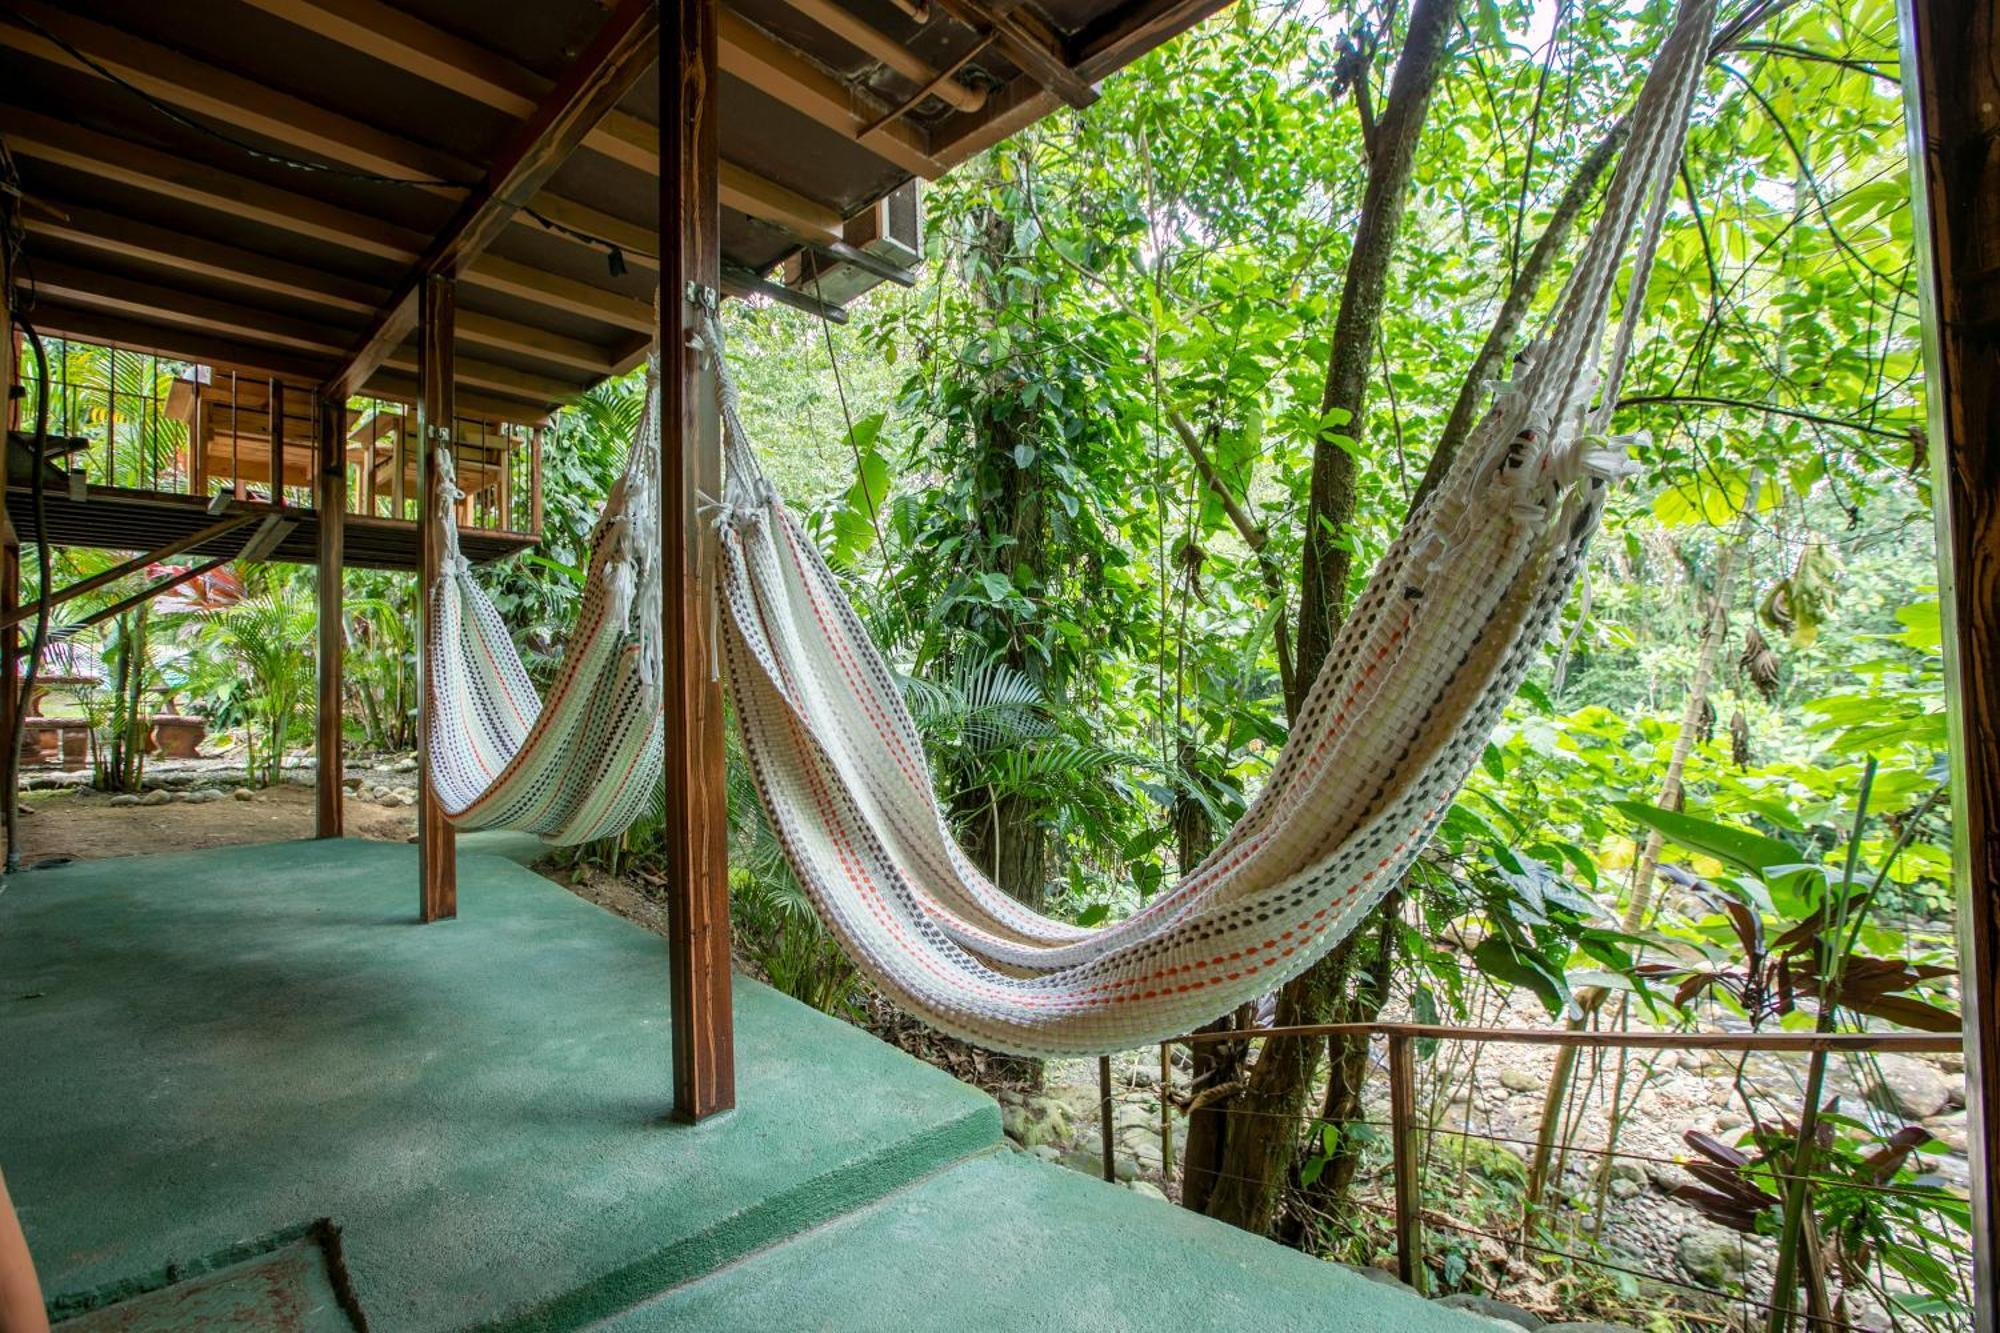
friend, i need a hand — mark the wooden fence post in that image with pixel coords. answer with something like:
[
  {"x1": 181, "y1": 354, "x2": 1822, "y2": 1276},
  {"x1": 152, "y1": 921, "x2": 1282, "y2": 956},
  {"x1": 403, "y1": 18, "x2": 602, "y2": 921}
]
[
  {"x1": 1388, "y1": 1033, "x2": 1426, "y2": 1295},
  {"x1": 1099, "y1": 1055, "x2": 1116, "y2": 1182}
]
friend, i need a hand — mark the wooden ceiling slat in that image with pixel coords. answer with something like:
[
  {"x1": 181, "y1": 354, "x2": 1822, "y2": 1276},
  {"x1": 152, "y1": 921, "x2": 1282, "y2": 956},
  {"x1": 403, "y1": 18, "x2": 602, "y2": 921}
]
[
  {"x1": 231, "y1": 0, "x2": 949, "y2": 200},
  {"x1": 26, "y1": 206, "x2": 620, "y2": 377},
  {"x1": 325, "y1": 0, "x2": 659, "y2": 400},
  {"x1": 720, "y1": 161, "x2": 844, "y2": 245}
]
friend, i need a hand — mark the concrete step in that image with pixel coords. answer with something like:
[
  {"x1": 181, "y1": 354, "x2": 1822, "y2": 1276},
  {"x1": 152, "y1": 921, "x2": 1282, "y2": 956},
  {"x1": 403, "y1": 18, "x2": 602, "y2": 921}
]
[{"x1": 602, "y1": 1150, "x2": 1484, "y2": 1332}]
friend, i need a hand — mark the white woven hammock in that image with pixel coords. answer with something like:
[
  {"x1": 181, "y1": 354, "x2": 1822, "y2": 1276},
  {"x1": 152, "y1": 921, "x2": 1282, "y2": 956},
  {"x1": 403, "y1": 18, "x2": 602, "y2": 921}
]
[
  {"x1": 425, "y1": 366, "x2": 665, "y2": 845},
  {"x1": 711, "y1": 0, "x2": 1716, "y2": 1058}
]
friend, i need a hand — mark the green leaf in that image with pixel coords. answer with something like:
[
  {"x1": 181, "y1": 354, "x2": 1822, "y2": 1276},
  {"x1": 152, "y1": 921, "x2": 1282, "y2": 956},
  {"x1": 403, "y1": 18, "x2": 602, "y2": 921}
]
[
  {"x1": 1612, "y1": 800, "x2": 1799, "y2": 877},
  {"x1": 1472, "y1": 937, "x2": 1568, "y2": 1014}
]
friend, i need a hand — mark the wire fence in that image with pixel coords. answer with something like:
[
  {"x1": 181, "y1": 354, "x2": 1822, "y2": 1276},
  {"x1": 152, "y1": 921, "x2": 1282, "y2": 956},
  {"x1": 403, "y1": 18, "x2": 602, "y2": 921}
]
[{"x1": 1076, "y1": 1022, "x2": 1972, "y2": 1330}]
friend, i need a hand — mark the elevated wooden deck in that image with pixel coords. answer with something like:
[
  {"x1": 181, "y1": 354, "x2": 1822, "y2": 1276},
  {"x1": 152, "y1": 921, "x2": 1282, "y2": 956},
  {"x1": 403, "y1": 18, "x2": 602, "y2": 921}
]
[{"x1": 4, "y1": 483, "x2": 535, "y2": 573}]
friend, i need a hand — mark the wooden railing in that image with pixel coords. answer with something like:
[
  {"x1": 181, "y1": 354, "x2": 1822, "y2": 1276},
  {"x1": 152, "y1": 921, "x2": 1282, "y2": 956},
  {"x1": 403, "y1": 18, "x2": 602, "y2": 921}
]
[{"x1": 1091, "y1": 1022, "x2": 1968, "y2": 1327}]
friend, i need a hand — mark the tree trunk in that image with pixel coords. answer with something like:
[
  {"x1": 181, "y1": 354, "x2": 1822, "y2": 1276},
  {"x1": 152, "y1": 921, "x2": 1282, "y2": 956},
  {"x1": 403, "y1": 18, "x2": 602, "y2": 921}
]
[
  {"x1": 1194, "y1": 0, "x2": 1462, "y2": 1237},
  {"x1": 1291, "y1": 0, "x2": 1462, "y2": 715},
  {"x1": 956, "y1": 178, "x2": 1051, "y2": 908}
]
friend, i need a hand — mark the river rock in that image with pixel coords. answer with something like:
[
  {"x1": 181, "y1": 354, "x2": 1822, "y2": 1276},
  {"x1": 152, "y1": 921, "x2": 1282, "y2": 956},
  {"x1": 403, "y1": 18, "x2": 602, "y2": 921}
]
[
  {"x1": 233, "y1": 787, "x2": 258, "y2": 801},
  {"x1": 1434, "y1": 1293, "x2": 1542, "y2": 1328},
  {"x1": 1335, "y1": 1263, "x2": 1419, "y2": 1296},
  {"x1": 107, "y1": 793, "x2": 140, "y2": 807},
  {"x1": 1677, "y1": 1227, "x2": 1751, "y2": 1287},
  {"x1": 1000, "y1": 1096, "x2": 1070, "y2": 1150},
  {"x1": 1499, "y1": 1068, "x2": 1541, "y2": 1093},
  {"x1": 183, "y1": 788, "x2": 226, "y2": 804},
  {"x1": 1125, "y1": 1179, "x2": 1166, "y2": 1201},
  {"x1": 376, "y1": 791, "x2": 407, "y2": 809},
  {"x1": 1924, "y1": 1110, "x2": 1968, "y2": 1155},
  {"x1": 1864, "y1": 1054, "x2": 1954, "y2": 1121},
  {"x1": 140, "y1": 789, "x2": 175, "y2": 806}
]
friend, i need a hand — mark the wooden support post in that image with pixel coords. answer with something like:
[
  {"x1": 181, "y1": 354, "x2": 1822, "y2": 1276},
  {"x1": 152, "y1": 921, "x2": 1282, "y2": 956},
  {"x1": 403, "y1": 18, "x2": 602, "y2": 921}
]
[
  {"x1": 270, "y1": 379, "x2": 287, "y2": 507},
  {"x1": 1, "y1": 285, "x2": 18, "y2": 870},
  {"x1": 362, "y1": 418, "x2": 377, "y2": 517},
  {"x1": 416, "y1": 274, "x2": 457, "y2": 921},
  {"x1": 1387, "y1": 1033, "x2": 1426, "y2": 1295},
  {"x1": 392, "y1": 410, "x2": 407, "y2": 519},
  {"x1": 1902, "y1": 4, "x2": 2000, "y2": 1324},
  {"x1": 315, "y1": 393, "x2": 345, "y2": 839},
  {"x1": 1, "y1": 509, "x2": 17, "y2": 872},
  {"x1": 530, "y1": 425, "x2": 544, "y2": 536},
  {"x1": 191, "y1": 385, "x2": 209, "y2": 497},
  {"x1": 663, "y1": 0, "x2": 735, "y2": 1122},
  {"x1": 1160, "y1": 1044, "x2": 1174, "y2": 1183},
  {"x1": 1098, "y1": 1055, "x2": 1116, "y2": 1182}
]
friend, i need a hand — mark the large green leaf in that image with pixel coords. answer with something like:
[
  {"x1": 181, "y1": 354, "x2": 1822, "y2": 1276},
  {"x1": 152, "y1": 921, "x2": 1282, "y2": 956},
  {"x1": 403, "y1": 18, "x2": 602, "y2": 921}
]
[{"x1": 1612, "y1": 801, "x2": 1800, "y2": 877}]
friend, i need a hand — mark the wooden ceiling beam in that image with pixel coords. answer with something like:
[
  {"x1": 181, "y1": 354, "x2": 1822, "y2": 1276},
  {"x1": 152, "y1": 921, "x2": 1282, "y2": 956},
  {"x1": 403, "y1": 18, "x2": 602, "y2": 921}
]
[
  {"x1": 27, "y1": 203, "x2": 622, "y2": 377},
  {"x1": 361, "y1": 373, "x2": 553, "y2": 427},
  {"x1": 454, "y1": 312, "x2": 615, "y2": 376},
  {"x1": 23, "y1": 303, "x2": 334, "y2": 384},
  {"x1": 22, "y1": 205, "x2": 387, "y2": 317},
  {"x1": 324, "y1": 0, "x2": 658, "y2": 401},
  {"x1": 930, "y1": 0, "x2": 1099, "y2": 109},
  {"x1": 28, "y1": 260, "x2": 350, "y2": 357},
  {"x1": 234, "y1": 0, "x2": 908, "y2": 244},
  {"x1": 720, "y1": 161, "x2": 845, "y2": 246},
  {"x1": 379, "y1": 352, "x2": 583, "y2": 406},
  {"x1": 460, "y1": 256, "x2": 654, "y2": 334}
]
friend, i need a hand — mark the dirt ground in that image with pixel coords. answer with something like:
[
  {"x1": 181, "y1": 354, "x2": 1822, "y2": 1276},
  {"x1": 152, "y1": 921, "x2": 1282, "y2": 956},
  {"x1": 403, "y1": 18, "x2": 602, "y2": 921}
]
[{"x1": 13, "y1": 784, "x2": 416, "y2": 867}]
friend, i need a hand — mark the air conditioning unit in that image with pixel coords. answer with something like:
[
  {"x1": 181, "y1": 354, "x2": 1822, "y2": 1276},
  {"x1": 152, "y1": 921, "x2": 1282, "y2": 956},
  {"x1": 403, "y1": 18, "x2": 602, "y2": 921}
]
[{"x1": 783, "y1": 179, "x2": 922, "y2": 307}]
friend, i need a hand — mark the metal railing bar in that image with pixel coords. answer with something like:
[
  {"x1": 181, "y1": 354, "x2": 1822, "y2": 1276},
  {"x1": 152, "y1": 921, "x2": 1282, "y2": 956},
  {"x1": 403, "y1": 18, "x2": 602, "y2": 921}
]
[{"x1": 1171, "y1": 1022, "x2": 1960, "y2": 1054}]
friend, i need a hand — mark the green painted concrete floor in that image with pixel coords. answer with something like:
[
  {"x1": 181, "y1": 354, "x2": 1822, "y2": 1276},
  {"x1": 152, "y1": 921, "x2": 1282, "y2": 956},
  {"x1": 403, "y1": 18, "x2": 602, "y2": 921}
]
[{"x1": 1, "y1": 838, "x2": 1476, "y2": 1332}]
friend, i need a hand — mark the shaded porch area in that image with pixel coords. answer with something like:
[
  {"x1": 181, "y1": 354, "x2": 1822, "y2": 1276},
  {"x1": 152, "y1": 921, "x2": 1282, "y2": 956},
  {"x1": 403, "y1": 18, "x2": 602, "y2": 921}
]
[{"x1": 0, "y1": 839, "x2": 1469, "y2": 1331}]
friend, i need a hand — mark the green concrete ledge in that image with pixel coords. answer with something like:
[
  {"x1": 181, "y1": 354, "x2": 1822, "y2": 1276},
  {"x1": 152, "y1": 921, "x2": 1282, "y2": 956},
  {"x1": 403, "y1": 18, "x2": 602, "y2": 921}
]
[
  {"x1": 1, "y1": 839, "x2": 1000, "y2": 1332},
  {"x1": 605, "y1": 1151, "x2": 1482, "y2": 1332}
]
